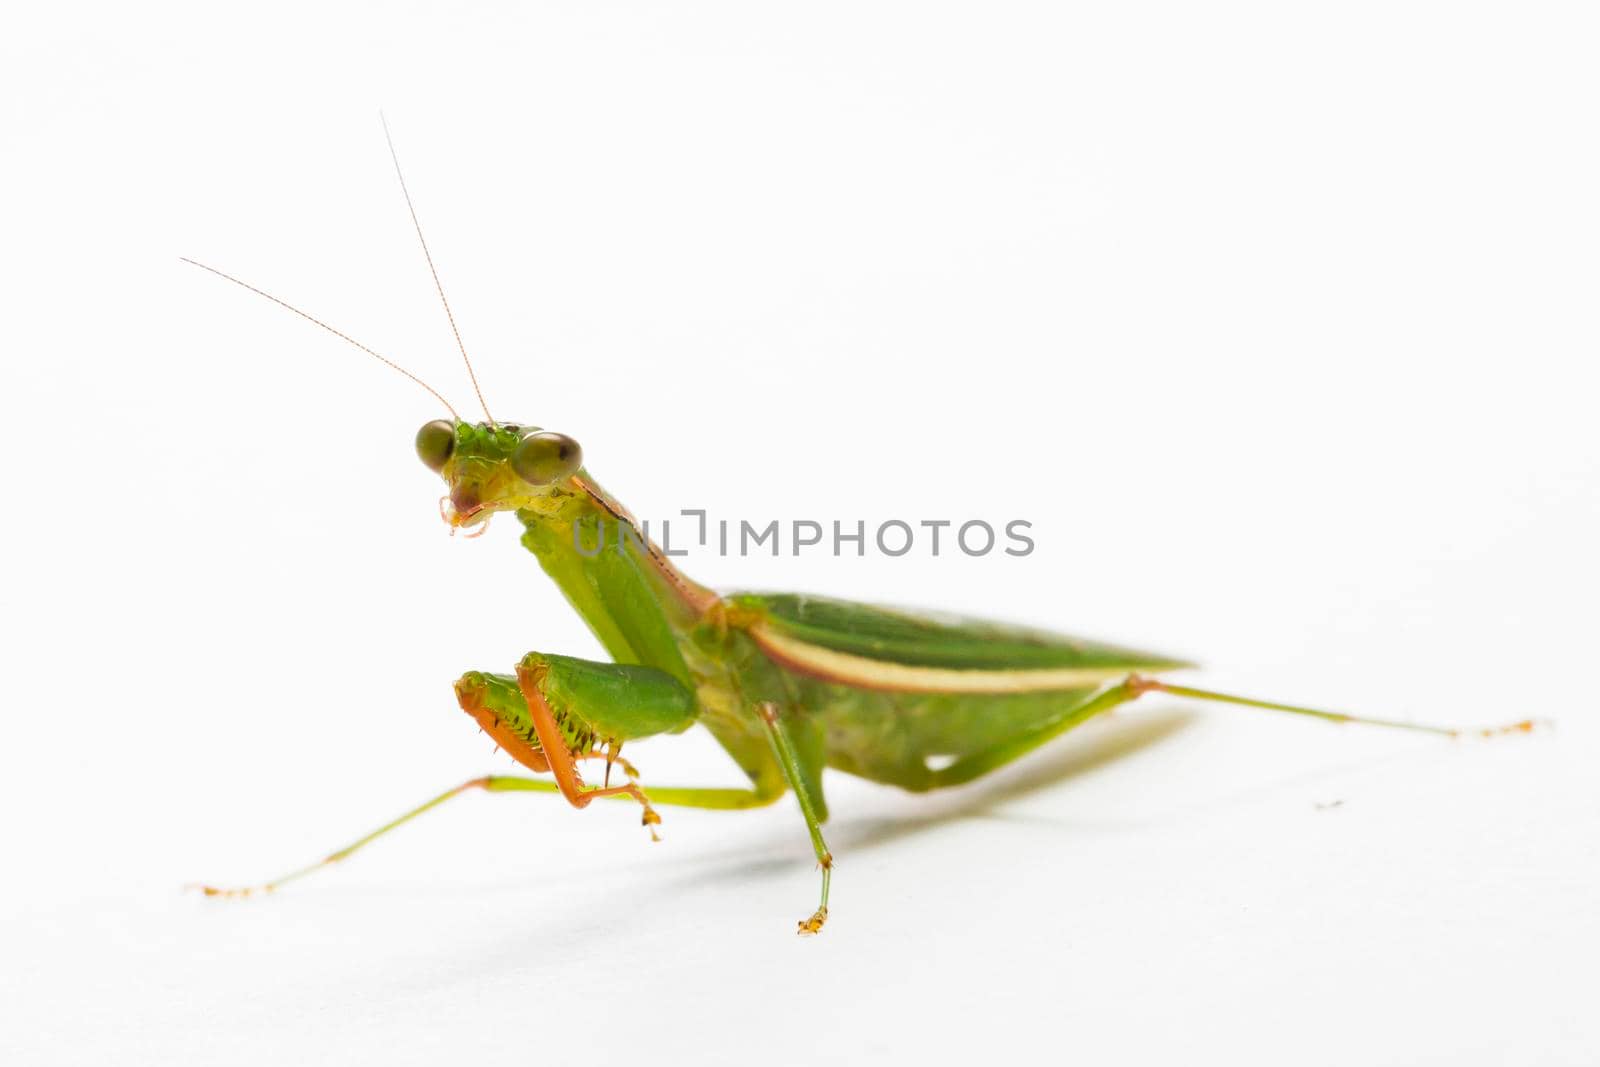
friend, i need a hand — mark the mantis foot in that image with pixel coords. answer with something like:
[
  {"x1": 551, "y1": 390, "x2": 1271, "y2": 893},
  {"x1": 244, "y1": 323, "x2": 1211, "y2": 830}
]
[
  {"x1": 189, "y1": 882, "x2": 278, "y2": 900},
  {"x1": 797, "y1": 906, "x2": 828, "y2": 936}
]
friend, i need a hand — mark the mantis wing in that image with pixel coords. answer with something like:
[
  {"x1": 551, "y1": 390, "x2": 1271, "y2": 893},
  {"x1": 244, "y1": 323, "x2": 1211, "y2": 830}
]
[{"x1": 730, "y1": 592, "x2": 1193, "y2": 678}]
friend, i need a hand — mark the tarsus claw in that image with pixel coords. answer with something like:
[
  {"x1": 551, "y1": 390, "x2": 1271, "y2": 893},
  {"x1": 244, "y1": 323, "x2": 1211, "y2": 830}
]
[{"x1": 797, "y1": 907, "x2": 828, "y2": 936}]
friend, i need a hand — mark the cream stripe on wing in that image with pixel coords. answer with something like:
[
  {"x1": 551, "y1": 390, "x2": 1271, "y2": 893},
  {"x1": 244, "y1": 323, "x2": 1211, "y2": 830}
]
[{"x1": 750, "y1": 624, "x2": 1163, "y2": 694}]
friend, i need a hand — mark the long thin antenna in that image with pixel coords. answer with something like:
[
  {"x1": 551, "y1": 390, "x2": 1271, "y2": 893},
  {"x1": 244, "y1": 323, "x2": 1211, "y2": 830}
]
[
  {"x1": 180, "y1": 257, "x2": 462, "y2": 420},
  {"x1": 380, "y1": 114, "x2": 494, "y2": 426}
]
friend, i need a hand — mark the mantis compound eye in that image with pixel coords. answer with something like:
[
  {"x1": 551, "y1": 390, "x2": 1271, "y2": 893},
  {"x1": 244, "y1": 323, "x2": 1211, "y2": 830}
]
[
  {"x1": 512, "y1": 431, "x2": 583, "y2": 485},
  {"x1": 415, "y1": 419, "x2": 456, "y2": 472}
]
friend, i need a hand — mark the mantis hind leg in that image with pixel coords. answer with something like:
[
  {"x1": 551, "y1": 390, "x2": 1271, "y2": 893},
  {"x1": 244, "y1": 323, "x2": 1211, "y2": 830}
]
[
  {"x1": 928, "y1": 680, "x2": 1144, "y2": 789},
  {"x1": 196, "y1": 772, "x2": 784, "y2": 899},
  {"x1": 928, "y1": 674, "x2": 1540, "y2": 790}
]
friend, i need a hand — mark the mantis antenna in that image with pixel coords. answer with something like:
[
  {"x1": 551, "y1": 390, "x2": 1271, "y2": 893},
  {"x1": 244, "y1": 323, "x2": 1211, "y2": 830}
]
[
  {"x1": 380, "y1": 113, "x2": 495, "y2": 427},
  {"x1": 179, "y1": 256, "x2": 463, "y2": 420}
]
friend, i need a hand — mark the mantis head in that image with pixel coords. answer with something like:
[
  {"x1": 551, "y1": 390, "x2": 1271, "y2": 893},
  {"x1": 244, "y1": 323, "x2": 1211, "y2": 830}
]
[
  {"x1": 184, "y1": 127, "x2": 591, "y2": 540},
  {"x1": 417, "y1": 420, "x2": 585, "y2": 533}
]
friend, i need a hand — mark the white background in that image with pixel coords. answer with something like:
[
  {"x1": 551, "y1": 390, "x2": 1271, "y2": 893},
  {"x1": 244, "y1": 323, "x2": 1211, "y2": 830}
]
[{"x1": 3, "y1": 3, "x2": 1596, "y2": 1064}]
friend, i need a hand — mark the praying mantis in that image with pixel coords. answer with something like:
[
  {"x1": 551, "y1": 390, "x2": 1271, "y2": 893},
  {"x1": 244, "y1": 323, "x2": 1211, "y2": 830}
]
[{"x1": 187, "y1": 123, "x2": 1533, "y2": 935}]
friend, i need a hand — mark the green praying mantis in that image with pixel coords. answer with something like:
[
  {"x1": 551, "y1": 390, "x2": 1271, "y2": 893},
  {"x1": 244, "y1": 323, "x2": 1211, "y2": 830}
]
[{"x1": 187, "y1": 125, "x2": 1534, "y2": 935}]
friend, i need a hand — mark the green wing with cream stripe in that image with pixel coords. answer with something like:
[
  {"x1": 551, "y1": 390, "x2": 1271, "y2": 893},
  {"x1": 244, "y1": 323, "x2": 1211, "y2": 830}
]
[{"x1": 731, "y1": 592, "x2": 1192, "y2": 693}]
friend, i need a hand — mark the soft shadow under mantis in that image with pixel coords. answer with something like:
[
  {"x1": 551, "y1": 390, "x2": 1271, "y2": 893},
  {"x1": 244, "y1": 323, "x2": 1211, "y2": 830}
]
[
  {"x1": 827, "y1": 706, "x2": 1197, "y2": 856},
  {"x1": 645, "y1": 704, "x2": 1198, "y2": 890}
]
